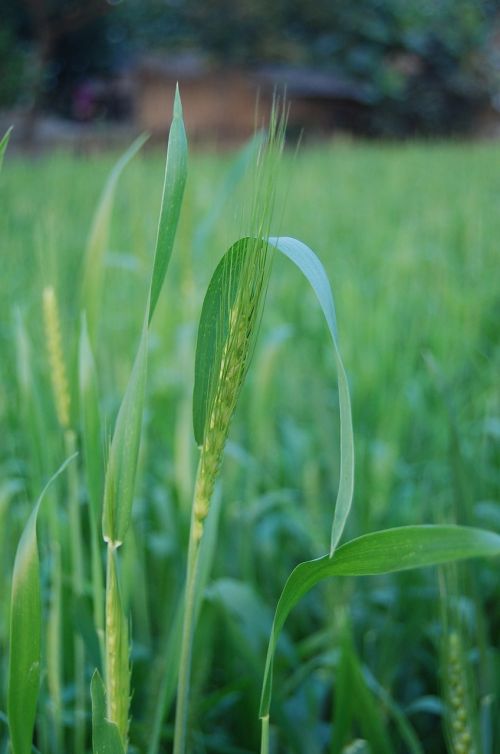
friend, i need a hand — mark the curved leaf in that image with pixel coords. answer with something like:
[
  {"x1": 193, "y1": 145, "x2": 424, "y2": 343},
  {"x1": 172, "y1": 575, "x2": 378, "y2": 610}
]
[
  {"x1": 91, "y1": 670, "x2": 125, "y2": 754},
  {"x1": 8, "y1": 454, "x2": 77, "y2": 754},
  {"x1": 259, "y1": 524, "x2": 500, "y2": 718},
  {"x1": 193, "y1": 237, "x2": 264, "y2": 446},
  {"x1": 268, "y1": 236, "x2": 354, "y2": 556},
  {"x1": 148, "y1": 85, "x2": 188, "y2": 323}
]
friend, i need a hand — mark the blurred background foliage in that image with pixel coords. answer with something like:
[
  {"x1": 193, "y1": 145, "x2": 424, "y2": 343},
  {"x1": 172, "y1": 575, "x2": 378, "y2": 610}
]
[{"x1": 1, "y1": 0, "x2": 500, "y2": 135}]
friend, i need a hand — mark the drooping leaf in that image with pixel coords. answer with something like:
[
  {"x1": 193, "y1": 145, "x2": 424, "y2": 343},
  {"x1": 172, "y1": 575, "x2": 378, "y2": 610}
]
[
  {"x1": 91, "y1": 670, "x2": 125, "y2": 754},
  {"x1": 0, "y1": 126, "x2": 12, "y2": 171},
  {"x1": 148, "y1": 85, "x2": 188, "y2": 323},
  {"x1": 260, "y1": 525, "x2": 500, "y2": 719},
  {"x1": 8, "y1": 455, "x2": 77, "y2": 754},
  {"x1": 268, "y1": 236, "x2": 354, "y2": 556},
  {"x1": 193, "y1": 237, "x2": 262, "y2": 446},
  {"x1": 82, "y1": 132, "x2": 148, "y2": 339},
  {"x1": 102, "y1": 321, "x2": 148, "y2": 545}
]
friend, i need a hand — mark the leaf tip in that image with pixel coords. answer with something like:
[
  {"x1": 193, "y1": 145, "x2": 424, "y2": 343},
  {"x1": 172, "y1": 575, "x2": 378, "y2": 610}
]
[{"x1": 174, "y1": 83, "x2": 183, "y2": 117}]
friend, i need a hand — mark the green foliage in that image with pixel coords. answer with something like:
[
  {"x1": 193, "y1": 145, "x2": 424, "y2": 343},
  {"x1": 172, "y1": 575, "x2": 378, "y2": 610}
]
[
  {"x1": 193, "y1": 237, "x2": 263, "y2": 447},
  {"x1": 267, "y1": 236, "x2": 354, "y2": 555},
  {"x1": 259, "y1": 525, "x2": 500, "y2": 720},
  {"x1": 1, "y1": 133, "x2": 499, "y2": 754},
  {"x1": 102, "y1": 320, "x2": 148, "y2": 545},
  {"x1": 8, "y1": 456, "x2": 77, "y2": 754},
  {"x1": 149, "y1": 85, "x2": 188, "y2": 324}
]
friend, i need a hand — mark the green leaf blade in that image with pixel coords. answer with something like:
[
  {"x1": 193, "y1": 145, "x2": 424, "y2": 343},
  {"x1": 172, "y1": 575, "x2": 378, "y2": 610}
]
[
  {"x1": 8, "y1": 455, "x2": 77, "y2": 754},
  {"x1": 260, "y1": 524, "x2": 500, "y2": 718},
  {"x1": 102, "y1": 324, "x2": 148, "y2": 545},
  {"x1": 8, "y1": 506, "x2": 41, "y2": 754},
  {"x1": 148, "y1": 85, "x2": 188, "y2": 323},
  {"x1": 268, "y1": 236, "x2": 354, "y2": 555}
]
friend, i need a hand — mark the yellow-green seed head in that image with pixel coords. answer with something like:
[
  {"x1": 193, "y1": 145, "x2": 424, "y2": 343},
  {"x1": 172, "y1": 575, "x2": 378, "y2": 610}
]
[{"x1": 43, "y1": 286, "x2": 71, "y2": 429}]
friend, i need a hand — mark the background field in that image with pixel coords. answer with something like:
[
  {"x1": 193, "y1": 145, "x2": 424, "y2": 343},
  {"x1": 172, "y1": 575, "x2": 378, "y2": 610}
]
[{"x1": 1, "y1": 140, "x2": 499, "y2": 753}]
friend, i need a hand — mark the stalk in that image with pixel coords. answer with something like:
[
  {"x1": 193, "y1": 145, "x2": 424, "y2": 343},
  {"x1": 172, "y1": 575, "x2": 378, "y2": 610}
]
[
  {"x1": 173, "y1": 466, "x2": 208, "y2": 754},
  {"x1": 260, "y1": 715, "x2": 270, "y2": 754},
  {"x1": 43, "y1": 286, "x2": 85, "y2": 752},
  {"x1": 65, "y1": 428, "x2": 85, "y2": 754},
  {"x1": 105, "y1": 542, "x2": 130, "y2": 747},
  {"x1": 46, "y1": 540, "x2": 63, "y2": 753}
]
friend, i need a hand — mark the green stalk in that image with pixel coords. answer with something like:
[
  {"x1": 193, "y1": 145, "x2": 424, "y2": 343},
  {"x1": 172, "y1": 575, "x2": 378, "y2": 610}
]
[
  {"x1": 65, "y1": 429, "x2": 85, "y2": 754},
  {"x1": 260, "y1": 715, "x2": 270, "y2": 754},
  {"x1": 105, "y1": 542, "x2": 130, "y2": 747},
  {"x1": 46, "y1": 540, "x2": 63, "y2": 753},
  {"x1": 173, "y1": 468, "x2": 206, "y2": 754}
]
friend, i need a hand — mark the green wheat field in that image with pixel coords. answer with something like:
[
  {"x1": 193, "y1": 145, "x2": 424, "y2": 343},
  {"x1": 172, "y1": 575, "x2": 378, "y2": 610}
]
[{"x1": 0, "y1": 111, "x2": 499, "y2": 754}]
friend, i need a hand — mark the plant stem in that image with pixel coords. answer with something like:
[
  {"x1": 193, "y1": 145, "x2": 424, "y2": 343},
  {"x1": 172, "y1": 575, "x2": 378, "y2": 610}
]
[
  {"x1": 105, "y1": 541, "x2": 129, "y2": 747},
  {"x1": 65, "y1": 429, "x2": 85, "y2": 754},
  {"x1": 173, "y1": 471, "x2": 205, "y2": 754},
  {"x1": 260, "y1": 715, "x2": 270, "y2": 754}
]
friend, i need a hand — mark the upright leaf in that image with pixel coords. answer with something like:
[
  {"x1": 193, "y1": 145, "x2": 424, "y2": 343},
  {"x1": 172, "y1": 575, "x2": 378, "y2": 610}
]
[
  {"x1": 102, "y1": 321, "x2": 148, "y2": 545},
  {"x1": 268, "y1": 236, "x2": 354, "y2": 556},
  {"x1": 82, "y1": 132, "x2": 148, "y2": 339},
  {"x1": 148, "y1": 85, "x2": 188, "y2": 323},
  {"x1": 260, "y1": 525, "x2": 500, "y2": 719},
  {"x1": 8, "y1": 455, "x2": 77, "y2": 754},
  {"x1": 91, "y1": 671, "x2": 125, "y2": 754}
]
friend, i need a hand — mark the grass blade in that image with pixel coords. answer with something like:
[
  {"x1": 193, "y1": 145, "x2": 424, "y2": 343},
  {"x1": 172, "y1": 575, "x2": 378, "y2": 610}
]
[
  {"x1": 102, "y1": 320, "x2": 148, "y2": 545},
  {"x1": 148, "y1": 85, "x2": 188, "y2": 324},
  {"x1": 91, "y1": 670, "x2": 125, "y2": 754},
  {"x1": 0, "y1": 126, "x2": 12, "y2": 171},
  {"x1": 8, "y1": 454, "x2": 77, "y2": 754},
  {"x1": 259, "y1": 524, "x2": 500, "y2": 720},
  {"x1": 268, "y1": 236, "x2": 354, "y2": 556},
  {"x1": 82, "y1": 132, "x2": 148, "y2": 339}
]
